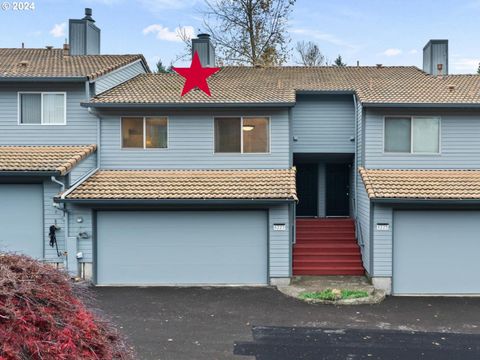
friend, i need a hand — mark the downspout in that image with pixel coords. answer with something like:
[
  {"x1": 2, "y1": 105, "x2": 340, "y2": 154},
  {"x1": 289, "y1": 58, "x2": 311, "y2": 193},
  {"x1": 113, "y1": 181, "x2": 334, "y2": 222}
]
[
  {"x1": 51, "y1": 176, "x2": 69, "y2": 270},
  {"x1": 87, "y1": 107, "x2": 101, "y2": 168},
  {"x1": 353, "y1": 94, "x2": 358, "y2": 219}
]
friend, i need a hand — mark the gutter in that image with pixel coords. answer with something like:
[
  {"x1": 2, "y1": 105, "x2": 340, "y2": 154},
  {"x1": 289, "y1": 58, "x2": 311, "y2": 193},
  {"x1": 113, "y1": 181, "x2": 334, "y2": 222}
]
[
  {"x1": 363, "y1": 102, "x2": 480, "y2": 109},
  {"x1": 295, "y1": 90, "x2": 355, "y2": 95},
  {"x1": 0, "y1": 170, "x2": 60, "y2": 177},
  {"x1": 0, "y1": 77, "x2": 87, "y2": 82},
  {"x1": 81, "y1": 102, "x2": 296, "y2": 109},
  {"x1": 371, "y1": 198, "x2": 480, "y2": 205},
  {"x1": 55, "y1": 198, "x2": 297, "y2": 205}
]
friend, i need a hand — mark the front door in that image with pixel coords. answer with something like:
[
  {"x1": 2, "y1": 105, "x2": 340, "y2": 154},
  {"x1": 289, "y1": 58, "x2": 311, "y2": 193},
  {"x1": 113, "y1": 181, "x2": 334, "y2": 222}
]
[
  {"x1": 296, "y1": 164, "x2": 318, "y2": 217},
  {"x1": 326, "y1": 164, "x2": 350, "y2": 216}
]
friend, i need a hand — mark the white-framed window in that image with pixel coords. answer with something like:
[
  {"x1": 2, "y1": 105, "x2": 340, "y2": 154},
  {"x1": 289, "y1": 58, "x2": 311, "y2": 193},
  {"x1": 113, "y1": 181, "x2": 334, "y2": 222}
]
[
  {"x1": 384, "y1": 116, "x2": 440, "y2": 154},
  {"x1": 214, "y1": 116, "x2": 270, "y2": 153},
  {"x1": 18, "y1": 92, "x2": 66, "y2": 125},
  {"x1": 121, "y1": 116, "x2": 168, "y2": 149}
]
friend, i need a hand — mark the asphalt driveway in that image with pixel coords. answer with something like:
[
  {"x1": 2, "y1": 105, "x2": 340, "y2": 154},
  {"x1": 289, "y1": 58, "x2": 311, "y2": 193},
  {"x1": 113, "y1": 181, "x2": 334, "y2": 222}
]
[{"x1": 91, "y1": 287, "x2": 480, "y2": 360}]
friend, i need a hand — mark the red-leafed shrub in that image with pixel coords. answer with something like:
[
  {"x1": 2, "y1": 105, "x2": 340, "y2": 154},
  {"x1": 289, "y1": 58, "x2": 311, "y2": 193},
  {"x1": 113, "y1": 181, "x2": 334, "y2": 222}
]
[{"x1": 0, "y1": 254, "x2": 133, "y2": 360}]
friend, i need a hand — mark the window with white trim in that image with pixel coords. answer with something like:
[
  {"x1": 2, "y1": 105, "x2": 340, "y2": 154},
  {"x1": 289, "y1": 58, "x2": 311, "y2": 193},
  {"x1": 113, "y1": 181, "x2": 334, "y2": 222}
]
[
  {"x1": 384, "y1": 116, "x2": 440, "y2": 153},
  {"x1": 121, "y1": 116, "x2": 168, "y2": 149},
  {"x1": 214, "y1": 116, "x2": 269, "y2": 153},
  {"x1": 19, "y1": 92, "x2": 66, "y2": 125}
]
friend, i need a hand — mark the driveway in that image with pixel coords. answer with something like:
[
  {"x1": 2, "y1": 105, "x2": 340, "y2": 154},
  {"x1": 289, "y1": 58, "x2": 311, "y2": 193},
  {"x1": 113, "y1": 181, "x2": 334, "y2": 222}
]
[{"x1": 91, "y1": 287, "x2": 480, "y2": 360}]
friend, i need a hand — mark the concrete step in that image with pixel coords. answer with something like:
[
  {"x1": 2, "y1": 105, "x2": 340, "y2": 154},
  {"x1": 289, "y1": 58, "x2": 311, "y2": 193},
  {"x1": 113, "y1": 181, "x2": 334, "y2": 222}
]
[{"x1": 293, "y1": 267, "x2": 365, "y2": 276}]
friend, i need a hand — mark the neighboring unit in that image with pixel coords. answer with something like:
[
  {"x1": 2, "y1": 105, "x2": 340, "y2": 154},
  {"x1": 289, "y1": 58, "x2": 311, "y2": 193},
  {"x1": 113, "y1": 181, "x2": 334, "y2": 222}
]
[{"x1": 2, "y1": 9, "x2": 480, "y2": 295}]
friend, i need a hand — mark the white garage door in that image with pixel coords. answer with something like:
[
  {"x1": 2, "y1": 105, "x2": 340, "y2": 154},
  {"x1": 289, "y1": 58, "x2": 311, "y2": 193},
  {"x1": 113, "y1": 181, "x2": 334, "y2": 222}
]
[
  {"x1": 96, "y1": 211, "x2": 268, "y2": 285},
  {"x1": 394, "y1": 210, "x2": 480, "y2": 295},
  {"x1": 0, "y1": 184, "x2": 43, "y2": 258}
]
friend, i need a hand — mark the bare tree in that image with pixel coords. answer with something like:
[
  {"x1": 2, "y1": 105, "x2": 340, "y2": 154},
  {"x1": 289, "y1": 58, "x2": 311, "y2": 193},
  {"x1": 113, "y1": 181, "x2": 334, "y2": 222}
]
[
  {"x1": 203, "y1": 0, "x2": 296, "y2": 66},
  {"x1": 296, "y1": 41, "x2": 325, "y2": 66}
]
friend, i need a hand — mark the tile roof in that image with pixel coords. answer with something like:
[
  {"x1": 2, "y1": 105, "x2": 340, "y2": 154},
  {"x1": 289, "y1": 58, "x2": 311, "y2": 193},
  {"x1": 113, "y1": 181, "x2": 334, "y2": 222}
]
[
  {"x1": 0, "y1": 48, "x2": 147, "y2": 80},
  {"x1": 63, "y1": 168, "x2": 297, "y2": 201},
  {"x1": 87, "y1": 66, "x2": 480, "y2": 106},
  {"x1": 359, "y1": 167, "x2": 480, "y2": 200},
  {"x1": 0, "y1": 145, "x2": 96, "y2": 175}
]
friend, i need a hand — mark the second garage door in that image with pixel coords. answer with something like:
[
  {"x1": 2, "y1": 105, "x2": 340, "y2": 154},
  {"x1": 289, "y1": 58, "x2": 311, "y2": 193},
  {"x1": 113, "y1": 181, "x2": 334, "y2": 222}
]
[
  {"x1": 0, "y1": 184, "x2": 43, "y2": 259},
  {"x1": 394, "y1": 210, "x2": 480, "y2": 295},
  {"x1": 96, "y1": 211, "x2": 268, "y2": 285}
]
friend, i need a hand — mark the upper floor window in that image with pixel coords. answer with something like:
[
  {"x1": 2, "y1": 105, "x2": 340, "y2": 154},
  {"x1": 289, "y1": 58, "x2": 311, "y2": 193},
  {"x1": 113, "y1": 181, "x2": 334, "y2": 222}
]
[
  {"x1": 384, "y1": 116, "x2": 440, "y2": 154},
  {"x1": 214, "y1": 116, "x2": 270, "y2": 153},
  {"x1": 121, "y1": 116, "x2": 168, "y2": 149},
  {"x1": 19, "y1": 92, "x2": 66, "y2": 125}
]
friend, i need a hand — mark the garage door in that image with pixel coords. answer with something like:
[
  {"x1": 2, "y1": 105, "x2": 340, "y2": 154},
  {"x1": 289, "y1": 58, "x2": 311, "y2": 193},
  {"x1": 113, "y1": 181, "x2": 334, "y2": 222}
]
[
  {"x1": 394, "y1": 211, "x2": 480, "y2": 295},
  {"x1": 96, "y1": 211, "x2": 268, "y2": 285},
  {"x1": 0, "y1": 184, "x2": 43, "y2": 259}
]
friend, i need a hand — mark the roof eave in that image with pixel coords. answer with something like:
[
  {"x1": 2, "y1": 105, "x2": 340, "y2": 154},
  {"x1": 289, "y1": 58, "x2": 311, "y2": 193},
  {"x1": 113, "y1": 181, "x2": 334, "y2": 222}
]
[
  {"x1": 296, "y1": 90, "x2": 355, "y2": 95},
  {"x1": 81, "y1": 102, "x2": 296, "y2": 109},
  {"x1": 371, "y1": 198, "x2": 480, "y2": 205},
  {"x1": 55, "y1": 198, "x2": 297, "y2": 205},
  {"x1": 0, "y1": 76, "x2": 88, "y2": 82},
  {"x1": 0, "y1": 170, "x2": 61, "y2": 177},
  {"x1": 363, "y1": 102, "x2": 480, "y2": 109}
]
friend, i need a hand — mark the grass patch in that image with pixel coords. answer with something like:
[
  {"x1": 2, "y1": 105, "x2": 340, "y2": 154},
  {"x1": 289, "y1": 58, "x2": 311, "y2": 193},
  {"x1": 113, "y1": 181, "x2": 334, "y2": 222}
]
[{"x1": 299, "y1": 289, "x2": 369, "y2": 301}]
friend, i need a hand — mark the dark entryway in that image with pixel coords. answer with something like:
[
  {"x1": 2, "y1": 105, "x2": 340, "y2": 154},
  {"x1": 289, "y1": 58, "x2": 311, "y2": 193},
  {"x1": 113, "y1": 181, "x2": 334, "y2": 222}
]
[
  {"x1": 296, "y1": 164, "x2": 318, "y2": 216},
  {"x1": 326, "y1": 163, "x2": 350, "y2": 216}
]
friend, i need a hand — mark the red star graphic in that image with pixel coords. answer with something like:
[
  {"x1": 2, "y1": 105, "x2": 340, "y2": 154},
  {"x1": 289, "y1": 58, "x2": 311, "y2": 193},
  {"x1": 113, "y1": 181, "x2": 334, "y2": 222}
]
[{"x1": 172, "y1": 51, "x2": 221, "y2": 96}]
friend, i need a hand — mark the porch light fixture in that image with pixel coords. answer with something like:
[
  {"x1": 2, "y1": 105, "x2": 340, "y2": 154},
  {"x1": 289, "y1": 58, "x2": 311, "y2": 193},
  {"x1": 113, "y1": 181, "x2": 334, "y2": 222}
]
[{"x1": 243, "y1": 125, "x2": 255, "y2": 131}]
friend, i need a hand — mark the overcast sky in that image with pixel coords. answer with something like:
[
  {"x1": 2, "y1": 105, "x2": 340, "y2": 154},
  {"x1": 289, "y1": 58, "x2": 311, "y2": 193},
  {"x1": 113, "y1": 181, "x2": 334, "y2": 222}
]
[{"x1": 1, "y1": 0, "x2": 479, "y2": 73}]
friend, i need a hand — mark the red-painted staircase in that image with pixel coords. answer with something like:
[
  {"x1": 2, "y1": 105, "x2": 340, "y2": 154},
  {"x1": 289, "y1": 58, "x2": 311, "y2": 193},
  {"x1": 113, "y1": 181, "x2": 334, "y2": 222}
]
[{"x1": 293, "y1": 218, "x2": 365, "y2": 276}]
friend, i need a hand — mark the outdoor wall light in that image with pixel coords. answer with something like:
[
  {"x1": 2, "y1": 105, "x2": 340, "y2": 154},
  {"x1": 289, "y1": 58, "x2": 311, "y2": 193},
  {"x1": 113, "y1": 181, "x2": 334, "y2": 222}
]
[{"x1": 76, "y1": 217, "x2": 83, "y2": 223}]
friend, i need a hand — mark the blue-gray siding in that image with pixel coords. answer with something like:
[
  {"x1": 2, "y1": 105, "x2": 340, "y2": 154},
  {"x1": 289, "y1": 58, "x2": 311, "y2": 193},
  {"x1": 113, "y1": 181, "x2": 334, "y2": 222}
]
[
  {"x1": 292, "y1": 94, "x2": 355, "y2": 153},
  {"x1": 43, "y1": 178, "x2": 67, "y2": 262},
  {"x1": 68, "y1": 206, "x2": 93, "y2": 262},
  {"x1": 69, "y1": 153, "x2": 97, "y2": 184},
  {"x1": 99, "y1": 109, "x2": 290, "y2": 169},
  {"x1": 372, "y1": 204, "x2": 392, "y2": 277},
  {"x1": 94, "y1": 61, "x2": 146, "y2": 95},
  {"x1": 365, "y1": 109, "x2": 480, "y2": 168},
  {"x1": 0, "y1": 83, "x2": 97, "y2": 145},
  {"x1": 269, "y1": 204, "x2": 291, "y2": 278},
  {"x1": 317, "y1": 163, "x2": 326, "y2": 217}
]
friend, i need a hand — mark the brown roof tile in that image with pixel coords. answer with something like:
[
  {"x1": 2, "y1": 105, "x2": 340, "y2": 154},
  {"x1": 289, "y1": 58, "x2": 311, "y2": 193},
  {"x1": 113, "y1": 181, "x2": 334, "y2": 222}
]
[
  {"x1": 359, "y1": 167, "x2": 480, "y2": 200},
  {"x1": 87, "y1": 66, "x2": 480, "y2": 106},
  {"x1": 0, "y1": 145, "x2": 96, "y2": 175},
  {"x1": 64, "y1": 168, "x2": 297, "y2": 201},
  {"x1": 0, "y1": 48, "x2": 147, "y2": 80}
]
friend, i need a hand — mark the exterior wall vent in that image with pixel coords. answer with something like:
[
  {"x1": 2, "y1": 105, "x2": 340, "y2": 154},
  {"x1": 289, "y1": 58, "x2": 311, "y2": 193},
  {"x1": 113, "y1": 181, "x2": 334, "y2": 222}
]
[
  {"x1": 192, "y1": 33, "x2": 216, "y2": 67},
  {"x1": 69, "y1": 8, "x2": 101, "y2": 55},
  {"x1": 423, "y1": 39, "x2": 448, "y2": 75}
]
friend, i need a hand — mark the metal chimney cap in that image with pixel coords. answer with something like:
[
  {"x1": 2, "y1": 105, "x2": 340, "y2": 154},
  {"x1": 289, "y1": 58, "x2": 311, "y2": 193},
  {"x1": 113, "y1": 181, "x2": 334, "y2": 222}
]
[
  {"x1": 197, "y1": 33, "x2": 211, "y2": 39},
  {"x1": 83, "y1": 8, "x2": 95, "y2": 22}
]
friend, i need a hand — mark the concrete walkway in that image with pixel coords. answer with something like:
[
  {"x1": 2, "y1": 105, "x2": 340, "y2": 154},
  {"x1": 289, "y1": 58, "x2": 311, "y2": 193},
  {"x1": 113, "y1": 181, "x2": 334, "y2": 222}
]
[{"x1": 91, "y1": 287, "x2": 480, "y2": 360}]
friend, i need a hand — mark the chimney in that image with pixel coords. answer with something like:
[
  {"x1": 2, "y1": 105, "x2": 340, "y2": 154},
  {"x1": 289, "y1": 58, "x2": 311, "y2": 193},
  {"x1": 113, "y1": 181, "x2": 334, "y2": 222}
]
[
  {"x1": 68, "y1": 8, "x2": 101, "y2": 55},
  {"x1": 423, "y1": 39, "x2": 448, "y2": 75},
  {"x1": 63, "y1": 43, "x2": 70, "y2": 56},
  {"x1": 192, "y1": 33, "x2": 216, "y2": 67}
]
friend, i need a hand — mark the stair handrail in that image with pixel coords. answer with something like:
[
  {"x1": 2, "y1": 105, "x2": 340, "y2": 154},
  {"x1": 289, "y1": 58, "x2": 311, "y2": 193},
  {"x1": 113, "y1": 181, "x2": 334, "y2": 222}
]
[{"x1": 356, "y1": 219, "x2": 365, "y2": 248}]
